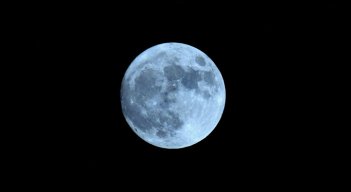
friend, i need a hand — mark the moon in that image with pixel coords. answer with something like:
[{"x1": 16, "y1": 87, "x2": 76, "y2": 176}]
[{"x1": 120, "y1": 42, "x2": 226, "y2": 149}]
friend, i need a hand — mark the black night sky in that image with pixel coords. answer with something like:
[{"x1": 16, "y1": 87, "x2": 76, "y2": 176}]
[{"x1": 33, "y1": 2, "x2": 340, "y2": 186}]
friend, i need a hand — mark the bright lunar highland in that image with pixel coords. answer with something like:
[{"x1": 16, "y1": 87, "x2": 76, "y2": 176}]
[{"x1": 121, "y1": 42, "x2": 226, "y2": 149}]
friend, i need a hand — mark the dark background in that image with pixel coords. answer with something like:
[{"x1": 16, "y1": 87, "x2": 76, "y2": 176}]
[{"x1": 32, "y1": 2, "x2": 342, "y2": 186}]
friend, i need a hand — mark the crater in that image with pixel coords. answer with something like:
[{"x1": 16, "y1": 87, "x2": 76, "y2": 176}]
[{"x1": 195, "y1": 56, "x2": 206, "y2": 66}]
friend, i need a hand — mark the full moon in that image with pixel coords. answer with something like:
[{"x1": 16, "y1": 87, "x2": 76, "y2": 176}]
[{"x1": 121, "y1": 42, "x2": 226, "y2": 149}]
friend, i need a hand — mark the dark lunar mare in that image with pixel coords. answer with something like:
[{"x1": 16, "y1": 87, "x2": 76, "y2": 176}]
[
  {"x1": 203, "y1": 71, "x2": 216, "y2": 86},
  {"x1": 195, "y1": 56, "x2": 206, "y2": 66},
  {"x1": 163, "y1": 64, "x2": 185, "y2": 81},
  {"x1": 121, "y1": 68, "x2": 184, "y2": 137},
  {"x1": 181, "y1": 68, "x2": 202, "y2": 90}
]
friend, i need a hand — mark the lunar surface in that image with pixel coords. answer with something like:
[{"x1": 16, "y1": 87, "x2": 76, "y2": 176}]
[{"x1": 120, "y1": 42, "x2": 226, "y2": 149}]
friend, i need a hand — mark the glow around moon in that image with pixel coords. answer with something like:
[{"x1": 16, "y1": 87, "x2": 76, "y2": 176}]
[{"x1": 120, "y1": 42, "x2": 226, "y2": 149}]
